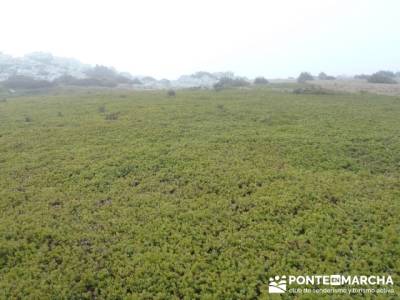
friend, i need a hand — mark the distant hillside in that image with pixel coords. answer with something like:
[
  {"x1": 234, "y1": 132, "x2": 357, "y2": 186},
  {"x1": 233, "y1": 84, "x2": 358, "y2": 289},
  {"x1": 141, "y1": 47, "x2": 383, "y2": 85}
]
[
  {"x1": 0, "y1": 52, "x2": 141, "y2": 89},
  {"x1": 0, "y1": 52, "x2": 92, "y2": 81},
  {"x1": 0, "y1": 52, "x2": 250, "y2": 89}
]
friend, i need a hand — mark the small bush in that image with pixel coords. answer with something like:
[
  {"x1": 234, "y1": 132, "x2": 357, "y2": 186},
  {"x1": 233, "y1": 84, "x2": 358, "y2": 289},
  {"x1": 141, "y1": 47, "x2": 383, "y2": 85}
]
[
  {"x1": 105, "y1": 112, "x2": 120, "y2": 120},
  {"x1": 98, "y1": 106, "x2": 106, "y2": 113},
  {"x1": 24, "y1": 116, "x2": 32, "y2": 122},
  {"x1": 213, "y1": 82, "x2": 224, "y2": 91},
  {"x1": 293, "y1": 87, "x2": 332, "y2": 95},
  {"x1": 375, "y1": 71, "x2": 395, "y2": 78},
  {"x1": 254, "y1": 77, "x2": 269, "y2": 85},
  {"x1": 318, "y1": 72, "x2": 328, "y2": 80},
  {"x1": 84, "y1": 65, "x2": 134, "y2": 85},
  {"x1": 297, "y1": 72, "x2": 314, "y2": 83},
  {"x1": 57, "y1": 112, "x2": 63, "y2": 117},
  {"x1": 368, "y1": 72, "x2": 397, "y2": 84},
  {"x1": 213, "y1": 77, "x2": 250, "y2": 90},
  {"x1": 167, "y1": 90, "x2": 176, "y2": 97},
  {"x1": 318, "y1": 72, "x2": 335, "y2": 80}
]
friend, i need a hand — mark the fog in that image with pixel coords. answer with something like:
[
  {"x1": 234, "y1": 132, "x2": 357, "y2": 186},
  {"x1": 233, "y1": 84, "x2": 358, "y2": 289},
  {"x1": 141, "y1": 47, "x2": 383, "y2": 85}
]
[{"x1": 1, "y1": 0, "x2": 399, "y2": 79}]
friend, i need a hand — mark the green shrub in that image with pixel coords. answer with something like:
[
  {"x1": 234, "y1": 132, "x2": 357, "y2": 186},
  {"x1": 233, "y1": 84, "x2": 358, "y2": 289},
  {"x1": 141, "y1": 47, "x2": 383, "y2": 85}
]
[
  {"x1": 105, "y1": 112, "x2": 120, "y2": 120},
  {"x1": 297, "y1": 72, "x2": 314, "y2": 83},
  {"x1": 167, "y1": 90, "x2": 176, "y2": 97},
  {"x1": 318, "y1": 72, "x2": 335, "y2": 80},
  {"x1": 85, "y1": 65, "x2": 133, "y2": 84},
  {"x1": 1, "y1": 89, "x2": 399, "y2": 298},
  {"x1": 213, "y1": 77, "x2": 250, "y2": 90},
  {"x1": 55, "y1": 66, "x2": 134, "y2": 87},
  {"x1": 293, "y1": 86, "x2": 333, "y2": 95},
  {"x1": 368, "y1": 72, "x2": 397, "y2": 84},
  {"x1": 375, "y1": 70, "x2": 395, "y2": 78},
  {"x1": 254, "y1": 77, "x2": 269, "y2": 85}
]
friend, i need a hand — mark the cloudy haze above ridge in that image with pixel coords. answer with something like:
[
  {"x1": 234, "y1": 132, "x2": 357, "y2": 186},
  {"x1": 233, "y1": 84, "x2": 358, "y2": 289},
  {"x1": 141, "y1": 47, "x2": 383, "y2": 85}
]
[{"x1": 1, "y1": 0, "x2": 399, "y2": 79}]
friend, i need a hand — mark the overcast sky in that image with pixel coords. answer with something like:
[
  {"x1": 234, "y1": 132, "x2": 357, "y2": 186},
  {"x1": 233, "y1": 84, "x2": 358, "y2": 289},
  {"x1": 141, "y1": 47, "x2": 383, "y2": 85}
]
[{"x1": 1, "y1": 0, "x2": 399, "y2": 79}]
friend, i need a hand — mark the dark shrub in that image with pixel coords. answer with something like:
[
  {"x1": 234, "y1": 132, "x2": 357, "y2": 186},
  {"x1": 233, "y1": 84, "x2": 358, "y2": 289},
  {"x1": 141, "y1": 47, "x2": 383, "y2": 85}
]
[
  {"x1": 57, "y1": 112, "x2": 63, "y2": 117},
  {"x1": 80, "y1": 65, "x2": 134, "y2": 85},
  {"x1": 167, "y1": 90, "x2": 176, "y2": 97},
  {"x1": 374, "y1": 70, "x2": 395, "y2": 78},
  {"x1": 24, "y1": 116, "x2": 32, "y2": 122},
  {"x1": 3, "y1": 75, "x2": 54, "y2": 89},
  {"x1": 368, "y1": 72, "x2": 397, "y2": 84},
  {"x1": 105, "y1": 112, "x2": 120, "y2": 120},
  {"x1": 213, "y1": 82, "x2": 224, "y2": 91},
  {"x1": 318, "y1": 72, "x2": 335, "y2": 80},
  {"x1": 213, "y1": 77, "x2": 250, "y2": 90},
  {"x1": 297, "y1": 72, "x2": 314, "y2": 83},
  {"x1": 98, "y1": 106, "x2": 106, "y2": 113},
  {"x1": 318, "y1": 72, "x2": 328, "y2": 80},
  {"x1": 254, "y1": 77, "x2": 269, "y2": 85},
  {"x1": 293, "y1": 86, "x2": 332, "y2": 95}
]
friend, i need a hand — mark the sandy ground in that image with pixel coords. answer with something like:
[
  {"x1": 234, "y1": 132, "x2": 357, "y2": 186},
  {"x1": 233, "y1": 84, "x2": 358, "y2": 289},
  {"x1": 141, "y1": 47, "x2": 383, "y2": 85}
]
[{"x1": 311, "y1": 79, "x2": 400, "y2": 96}]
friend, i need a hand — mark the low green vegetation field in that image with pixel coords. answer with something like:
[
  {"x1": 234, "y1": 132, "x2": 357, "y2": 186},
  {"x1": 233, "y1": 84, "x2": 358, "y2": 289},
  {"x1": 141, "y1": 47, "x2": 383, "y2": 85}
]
[{"x1": 0, "y1": 87, "x2": 399, "y2": 299}]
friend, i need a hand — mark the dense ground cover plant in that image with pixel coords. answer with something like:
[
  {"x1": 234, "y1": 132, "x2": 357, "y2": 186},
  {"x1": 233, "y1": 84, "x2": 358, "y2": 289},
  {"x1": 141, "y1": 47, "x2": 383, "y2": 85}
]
[{"x1": 0, "y1": 87, "x2": 399, "y2": 299}]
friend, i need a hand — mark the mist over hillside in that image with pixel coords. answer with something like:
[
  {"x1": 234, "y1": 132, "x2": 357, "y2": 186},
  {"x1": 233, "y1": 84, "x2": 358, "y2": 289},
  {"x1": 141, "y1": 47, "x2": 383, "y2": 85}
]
[
  {"x1": 0, "y1": 52, "x2": 91, "y2": 81},
  {"x1": 0, "y1": 52, "x2": 246, "y2": 89},
  {"x1": 2, "y1": 52, "x2": 398, "y2": 92}
]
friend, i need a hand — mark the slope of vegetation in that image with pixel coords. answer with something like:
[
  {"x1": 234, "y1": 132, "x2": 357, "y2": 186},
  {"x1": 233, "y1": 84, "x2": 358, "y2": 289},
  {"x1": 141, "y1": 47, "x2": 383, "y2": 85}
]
[{"x1": 0, "y1": 88, "x2": 399, "y2": 299}]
